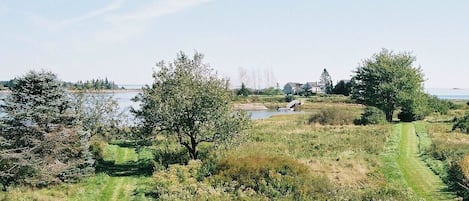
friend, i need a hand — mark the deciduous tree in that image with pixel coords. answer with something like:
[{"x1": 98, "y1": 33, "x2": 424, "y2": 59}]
[
  {"x1": 132, "y1": 52, "x2": 249, "y2": 160},
  {"x1": 350, "y1": 49, "x2": 425, "y2": 122}
]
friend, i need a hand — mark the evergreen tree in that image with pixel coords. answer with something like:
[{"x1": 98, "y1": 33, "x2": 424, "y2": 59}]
[
  {"x1": 237, "y1": 83, "x2": 251, "y2": 97},
  {"x1": 319, "y1": 68, "x2": 333, "y2": 94},
  {"x1": 0, "y1": 70, "x2": 93, "y2": 190}
]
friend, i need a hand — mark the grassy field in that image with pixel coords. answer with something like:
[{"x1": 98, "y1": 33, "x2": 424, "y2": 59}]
[
  {"x1": 0, "y1": 145, "x2": 153, "y2": 201},
  {"x1": 2, "y1": 98, "x2": 468, "y2": 200}
]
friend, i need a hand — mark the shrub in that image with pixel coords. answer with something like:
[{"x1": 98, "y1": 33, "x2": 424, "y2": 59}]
[
  {"x1": 152, "y1": 143, "x2": 190, "y2": 169},
  {"x1": 427, "y1": 95, "x2": 451, "y2": 115},
  {"x1": 143, "y1": 160, "x2": 233, "y2": 200},
  {"x1": 448, "y1": 155, "x2": 469, "y2": 199},
  {"x1": 308, "y1": 108, "x2": 354, "y2": 125},
  {"x1": 453, "y1": 113, "x2": 469, "y2": 133},
  {"x1": 285, "y1": 94, "x2": 295, "y2": 102},
  {"x1": 213, "y1": 153, "x2": 333, "y2": 200},
  {"x1": 354, "y1": 106, "x2": 386, "y2": 125}
]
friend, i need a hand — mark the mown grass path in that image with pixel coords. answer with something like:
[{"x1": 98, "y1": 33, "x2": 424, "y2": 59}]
[
  {"x1": 94, "y1": 145, "x2": 147, "y2": 201},
  {"x1": 396, "y1": 123, "x2": 456, "y2": 201}
]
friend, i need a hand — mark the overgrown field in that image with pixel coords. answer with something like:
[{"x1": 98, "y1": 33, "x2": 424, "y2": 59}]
[{"x1": 4, "y1": 99, "x2": 469, "y2": 200}]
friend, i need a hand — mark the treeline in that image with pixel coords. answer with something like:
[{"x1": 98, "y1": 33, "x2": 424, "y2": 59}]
[
  {"x1": 0, "y1": 78, "x2": 122, "y2": 91},
  {"x1": 63, "y1": 78, "x2": 121, "y2": 90}
]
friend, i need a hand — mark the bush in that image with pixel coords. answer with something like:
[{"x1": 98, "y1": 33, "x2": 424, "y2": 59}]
[
  {"x1": 427, "y1": 95, "x2": 451, "y2": 115},
  {"x1": 448, "y1": 155, "x2": 469, "y2": 199},
  {"x1": 142, "y1": 160, "x2": 233, "y2": 200},
  {"x1": 453, "y1": 113, "x2": 469, "y2": 133},
  {"x1": 152, "y1": 143, "x2": 190, "y2": 169},
  {"x1": 354, "y1": 106, "x2": 386, "y2": 125},
  {"x1": 398, "y1": 107, "x2": 427, "y2": 122},
  {"x1": 285, "y1": 94, "x2": 295, "y2": 102},
  {"x1": 308, "y1": 108, "x2": 354, "y2": 125},
  {"x1": 214, "y1": 153, "x2": 333, "y2": 200}
]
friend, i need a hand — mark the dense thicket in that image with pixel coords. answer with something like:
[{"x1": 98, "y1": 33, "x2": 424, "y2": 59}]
[
  {"x1": 333, "y1": 80, "x2": 352, "y2": 96},
  {"x1": 0, "y1": 70, "x2": 93, "y2": 191}
]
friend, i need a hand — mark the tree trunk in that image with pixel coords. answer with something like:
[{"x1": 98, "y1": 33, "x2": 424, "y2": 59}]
[
  {"x1": 190, "y1": 136, "x2": 198, "y2": 160},
  {"x1": 386, "y1": 111, "x2": 393, "y2": 122}
]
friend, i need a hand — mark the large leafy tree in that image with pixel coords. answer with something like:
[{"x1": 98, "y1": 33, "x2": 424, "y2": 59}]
[
  {"x1": 351, "y1": 49, "x2": 425, "y2": 122},
  {"x1": 0, "y1": 70, "x2": 92, "y2": 190},
  {"x1": 133, "y1": 52, "x2": 249, "y2": 160},
  {"x1": 319, "y1": 68, "x2": 333, "y2": 94}
]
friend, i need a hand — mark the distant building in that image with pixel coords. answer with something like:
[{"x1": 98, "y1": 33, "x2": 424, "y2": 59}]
[
  {"x1": 301, "y1": 82, "x2": 322, "y2": 94},
  {"x1": 283, "y1": 82, "x2": 302, "y2": 95}
]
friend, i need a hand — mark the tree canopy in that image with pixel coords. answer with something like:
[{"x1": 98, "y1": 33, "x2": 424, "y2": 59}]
[
  {"x1": 333, "y1": 80, "x2": 352, "y2": 96},
  {"x1": 350, "y1": 49, "x2": 425, "y2": 122},
  {"x1": 132, "y1": 52, "x2": 249, "y2": 159}
]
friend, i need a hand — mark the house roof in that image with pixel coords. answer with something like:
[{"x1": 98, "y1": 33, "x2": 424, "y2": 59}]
[
  {"x1": 303, "y1": 82, "x2": 320, "y2": 88},
  {"x1": 285, "y1": 82, "x2": 302, "y2": 88}
]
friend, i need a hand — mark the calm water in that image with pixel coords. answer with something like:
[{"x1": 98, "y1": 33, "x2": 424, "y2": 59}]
[
  {"x1": 1, "y1": 88, "x2": 468, "y2": 120},
  {"x1": 426, "y1": 88, "x2": 469, "y2": 100}
]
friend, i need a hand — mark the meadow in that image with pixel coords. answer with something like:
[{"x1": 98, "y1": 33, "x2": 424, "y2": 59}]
[{"x1": 1, "y1": 97, "x2": 469, "y2": 200}]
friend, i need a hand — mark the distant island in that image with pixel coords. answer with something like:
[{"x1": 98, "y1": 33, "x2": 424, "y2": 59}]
[{"x1": 0, "y1": 78, "x2": 126, "y2": 91}]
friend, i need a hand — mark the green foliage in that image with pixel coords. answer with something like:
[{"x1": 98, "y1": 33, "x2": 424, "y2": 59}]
[
  {"x1": 152, "y1": 139, "x2": 190, "y2": 169},
  {"x1": 398, "y1": 92, "x2": 430, "y2": 122},
  {"x1": 0, "y1": 70, "x2": 93, "y2": 190},
  {"x1": 453, "y1": 113, "x2": 469, "y2": 133},
  {"x1": 0, "y1": 80, "x2": 14, "y2": 89},
  {"x1": 236, "y1": 82, "x2": 251, "y2": 96},
  {"x1": 284, "y1": 94, "x2": 295, "y2": 102},
  {"x1": 132, "y1": 51, "x2": 250, "y2": 159},
  {"x1": 320, "y1": 68, "x2": 333, "y2": 94},
  {"x1": 308, "y1": 108, "x2": 355, "y2": 125},
  {"x1": 259, "y1": 87, "x2": 283, "y2": 96},
  {"x1": 355, "y1": 106, "x2": 387, "y2": 125},
  {"x1": 447, "y1": 156, "x2": 469, "y2": 199},
  {"x1": 72, "y1": 92, "x2": 126, "y2": 139},
  {"x1": 351, "y1": 49, "x2": 425, "y2": 122},
  {"x1": 214, "y1": 153, "x2": 334, "y2": 200},
  {"x1": 332, "y1": 80, "x2": 352, "y2": 96},
  {"x1": 427, "y1": 95, "x2": 451, "y2": 115},
  {"x1": 68, "y1": 78, "x2": 120, "y2": 90},
  {"x1": 140, "y1": 160, "x2": 235, "y2": 201}
]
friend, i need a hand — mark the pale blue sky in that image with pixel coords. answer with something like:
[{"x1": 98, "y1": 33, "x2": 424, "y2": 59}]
[{"x1": 1, "y1": 0, "x2": 468, "y2": 88}]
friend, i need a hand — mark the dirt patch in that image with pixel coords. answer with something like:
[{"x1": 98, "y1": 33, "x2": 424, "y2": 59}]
[{"x1": 300, "y1": 158, "x2": 369, "y2": 186}]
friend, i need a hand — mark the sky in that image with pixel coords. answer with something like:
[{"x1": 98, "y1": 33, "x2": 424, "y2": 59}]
[{"x1": 0, "y1": 0, "x2": 468, "y2": 89}]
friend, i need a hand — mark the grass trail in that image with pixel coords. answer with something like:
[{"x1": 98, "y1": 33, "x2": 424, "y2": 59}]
[
  {"x1": 98, "y1": 145, "x2": 140, "y2": 201},
  {"x1": 397, "y1": 123, "x2": 456, "y2": 201}
]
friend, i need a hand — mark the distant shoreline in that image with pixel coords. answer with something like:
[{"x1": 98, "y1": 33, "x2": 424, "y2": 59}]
[{"x1": 0, "y1": 89, "x2": 143, "y2": 94}]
